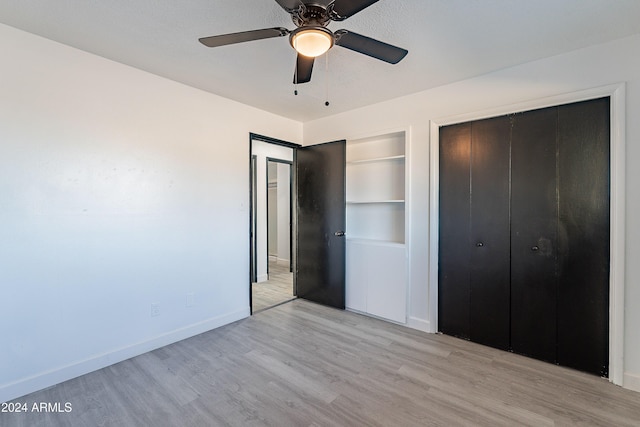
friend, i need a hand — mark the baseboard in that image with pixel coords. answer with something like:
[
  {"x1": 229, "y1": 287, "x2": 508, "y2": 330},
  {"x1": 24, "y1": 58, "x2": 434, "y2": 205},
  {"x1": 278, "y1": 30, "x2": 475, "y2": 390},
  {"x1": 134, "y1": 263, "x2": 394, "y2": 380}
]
[
  {"x1": 623, "y1": 371, "x2": 640, "y2": 393},
  {"x1": 345, "y1": 308, "x2": 405, "y2": 326},
  {"x1": 407, "y1": 316, "x2": 432, "y2": 333},
  {"x1": 256, "y1": 274, "x2": 269, "y2": 283},
  {"x1": 0, "y1": 308, "x2": 249, "y2": 403},
  {"x1": 276, "y1": 257, "x2": 290, "y2": 266},
  {"x1": 345, "y1": 309, "x2": 433, "y2": 334}
]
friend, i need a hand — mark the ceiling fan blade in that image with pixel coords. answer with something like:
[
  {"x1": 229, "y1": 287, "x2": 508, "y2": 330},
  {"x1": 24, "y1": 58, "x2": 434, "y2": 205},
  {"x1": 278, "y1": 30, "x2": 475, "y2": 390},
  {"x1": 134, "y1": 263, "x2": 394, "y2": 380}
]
[
  {"x1": 330, "y1": 0, "x2": 379, "y2": 20},
  {"x1": 199, "y1": 27, "x2": 289, "y2": 48},
  {"x1": 334, "y1": 30, "x2": 408, "y2": 64},
  {"x1": 293, "y1": 54, "x2": 314, "y2": 84},
  {"x1": 273, "y1": 0, "x2": 303, "y2": 13}
]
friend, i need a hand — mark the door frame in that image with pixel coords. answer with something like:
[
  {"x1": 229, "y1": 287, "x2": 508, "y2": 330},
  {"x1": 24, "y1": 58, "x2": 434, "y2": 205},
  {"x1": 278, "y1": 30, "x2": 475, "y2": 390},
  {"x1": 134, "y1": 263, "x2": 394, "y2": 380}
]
[
  {"x1": 266, "y1": 157, "x2": 294, "y2": 275},
  {"x1": 428, "y1": 83, "x2": 626, "y2": 385},
  {"x1": 249, "y1": 133, "x2": 300, "y2": 314},
  {"x1": 251, "y1": 155, "x2": 258, "y2": 283}
]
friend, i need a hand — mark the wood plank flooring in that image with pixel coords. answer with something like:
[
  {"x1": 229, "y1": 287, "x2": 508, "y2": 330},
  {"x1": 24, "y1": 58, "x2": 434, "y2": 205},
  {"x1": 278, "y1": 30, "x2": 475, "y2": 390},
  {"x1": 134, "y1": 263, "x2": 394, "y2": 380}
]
[
  {"x1": 252, "y1": 260, "x2": 294, "y2": 312},
  {"x1": 2, "y1": 300, "x2": 640, "y2": 426}
]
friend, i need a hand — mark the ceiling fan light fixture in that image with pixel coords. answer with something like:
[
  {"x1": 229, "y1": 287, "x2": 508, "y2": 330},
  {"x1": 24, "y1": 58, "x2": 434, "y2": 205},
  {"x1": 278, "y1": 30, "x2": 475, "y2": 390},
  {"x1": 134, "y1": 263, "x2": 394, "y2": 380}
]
[{"x1": 290, "y1": 27, "x2": 334, "y2": 57}]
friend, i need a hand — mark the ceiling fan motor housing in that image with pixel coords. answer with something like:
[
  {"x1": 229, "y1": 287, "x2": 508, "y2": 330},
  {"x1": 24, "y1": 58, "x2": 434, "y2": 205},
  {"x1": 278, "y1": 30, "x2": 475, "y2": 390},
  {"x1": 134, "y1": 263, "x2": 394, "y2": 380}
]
[{"x1": 291, "y1": 4, "x2": 332, "y2": 27}]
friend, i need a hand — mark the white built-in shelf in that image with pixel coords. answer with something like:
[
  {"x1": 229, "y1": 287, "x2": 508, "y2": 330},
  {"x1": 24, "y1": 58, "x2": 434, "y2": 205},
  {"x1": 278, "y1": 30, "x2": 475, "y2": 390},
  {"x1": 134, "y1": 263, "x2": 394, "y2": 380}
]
[
  {"x1": 346, "y1": 131, "x2": 406, "y2": 244},
  {"x1": 347, "y1": 199, "x2": 404, "y2": 205},
  {"x1": 347, "y1": 200, "x2": 405, "y2": 204},
  {"x1": 347, "y1": 155, "x2": 405, "y2": 165},
  {"x1": 346, "y1": 237, "x2": 406, "y2": 248},
  {"x1": 345, "y1": 130, "x2": 408, "y2": 324}
]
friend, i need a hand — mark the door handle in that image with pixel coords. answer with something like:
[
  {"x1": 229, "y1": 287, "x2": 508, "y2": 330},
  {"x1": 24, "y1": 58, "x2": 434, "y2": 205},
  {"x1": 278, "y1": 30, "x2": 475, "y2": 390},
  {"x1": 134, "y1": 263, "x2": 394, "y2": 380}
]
[{"x1": 334, "y1": 231, "x2": 346, "y2": 237}]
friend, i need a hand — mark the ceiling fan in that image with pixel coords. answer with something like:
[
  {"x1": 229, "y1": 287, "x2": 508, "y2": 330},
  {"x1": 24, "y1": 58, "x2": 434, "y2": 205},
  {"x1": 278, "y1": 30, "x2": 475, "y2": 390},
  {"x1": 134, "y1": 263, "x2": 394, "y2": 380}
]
[{"x1": 199, "y1": 0, "x2": 408, "y2": 84}]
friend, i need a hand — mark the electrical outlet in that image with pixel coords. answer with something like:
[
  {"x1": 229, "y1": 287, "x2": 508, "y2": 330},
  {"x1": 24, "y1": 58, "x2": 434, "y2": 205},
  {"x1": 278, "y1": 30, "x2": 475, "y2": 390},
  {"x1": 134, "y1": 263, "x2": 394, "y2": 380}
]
[
  {"x1": 186, "y1": 293, "x2": 195, "y2": 308},
  {"x1": 151, "y1": 302, "x2": 160, "y2": 317}
]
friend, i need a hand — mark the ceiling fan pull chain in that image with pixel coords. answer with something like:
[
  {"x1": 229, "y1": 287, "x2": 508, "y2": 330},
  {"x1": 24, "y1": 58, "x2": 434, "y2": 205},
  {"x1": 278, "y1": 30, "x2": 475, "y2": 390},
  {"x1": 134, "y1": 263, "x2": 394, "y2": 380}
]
[
  {"x1": 324, "y1": 51, "x2": 330, "y2": 106},
  {"x1": 293, "y1": 35, "x2": 299, "y2": 96},
  {"x1": 294, "y1": 46, "x2": 298, "y2": 95}
]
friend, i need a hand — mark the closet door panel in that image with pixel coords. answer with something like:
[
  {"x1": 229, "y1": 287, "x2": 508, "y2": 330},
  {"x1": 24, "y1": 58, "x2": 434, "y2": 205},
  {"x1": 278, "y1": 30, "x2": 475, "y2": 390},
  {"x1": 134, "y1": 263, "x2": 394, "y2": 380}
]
[
  {"x1": 439, "y1": 123, "x2": 472, "y2": 339},
  {"x1": 557, "y1": 98, "x2": 610, "y2": 376},
  {"x1": 469, "y1": 116, "x2": 511, "y2": 350},
  {"x1": 510, "y1": 108, "x2": 558, "y2": 363}
]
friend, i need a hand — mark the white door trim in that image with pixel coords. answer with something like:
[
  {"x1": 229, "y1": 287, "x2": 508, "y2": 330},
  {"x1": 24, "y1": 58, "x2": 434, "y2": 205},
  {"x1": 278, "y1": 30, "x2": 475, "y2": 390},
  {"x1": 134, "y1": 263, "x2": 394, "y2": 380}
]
[{"x1": 428, "y1": 83, "x2": 626, "y2": 386}]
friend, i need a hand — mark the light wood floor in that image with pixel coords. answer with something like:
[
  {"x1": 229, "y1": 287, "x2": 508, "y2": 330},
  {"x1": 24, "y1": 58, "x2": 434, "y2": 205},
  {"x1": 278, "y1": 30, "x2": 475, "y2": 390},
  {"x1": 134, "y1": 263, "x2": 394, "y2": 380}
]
[
  {"x1": 2, "y1": 300, "x2": 640, "y2": 426},
  {"x1": 252, "y1": 260, "x2": 294, "y2": 313}
]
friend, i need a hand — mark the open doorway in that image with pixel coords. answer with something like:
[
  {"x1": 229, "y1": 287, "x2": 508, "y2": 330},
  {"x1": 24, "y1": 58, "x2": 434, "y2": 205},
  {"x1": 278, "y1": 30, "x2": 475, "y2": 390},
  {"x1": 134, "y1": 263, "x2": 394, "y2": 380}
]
[
  {"x1": 261, "y1": 158, "x2": 293, "y2": 308},
  {"x1": 250, "y1": 135, "x2": 297, "y2": 313}
]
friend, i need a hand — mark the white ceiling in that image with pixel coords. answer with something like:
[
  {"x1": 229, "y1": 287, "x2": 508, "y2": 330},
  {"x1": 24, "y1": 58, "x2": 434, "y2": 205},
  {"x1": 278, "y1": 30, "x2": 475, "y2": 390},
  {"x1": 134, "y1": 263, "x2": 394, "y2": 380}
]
[{"x1": 1, "y1": 0, "x2": 640, "y2": 122}]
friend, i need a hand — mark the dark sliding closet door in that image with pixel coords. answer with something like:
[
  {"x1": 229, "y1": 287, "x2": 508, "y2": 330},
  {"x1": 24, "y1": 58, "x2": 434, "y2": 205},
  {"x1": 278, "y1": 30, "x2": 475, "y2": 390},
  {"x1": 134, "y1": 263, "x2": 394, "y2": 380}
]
[
  {"x1": 438, "y1": 117, "x2": 511, "y2": 350},
  {"x1": 510, "y1": 107, "x2": 559, "y2": 363},
  {"x1": 469, "y1": 117, "x2": 511, "y2": 350},
  {"x1": 439, "y1": 123, "x2": 472, "y2": 339},
  {"x1": 439, "y1": 97, "x2": 610, "y2": 377},
  {"x1": 557, "y1": 98, "x2": 610, "y2": 376}
]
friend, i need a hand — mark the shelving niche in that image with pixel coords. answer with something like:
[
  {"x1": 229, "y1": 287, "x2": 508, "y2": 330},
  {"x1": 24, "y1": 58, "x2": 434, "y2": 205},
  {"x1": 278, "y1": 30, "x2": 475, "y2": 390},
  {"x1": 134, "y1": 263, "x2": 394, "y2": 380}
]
[
  {"x1": 346, "y1": 131, "x2": 406, "y2": 243},
  {"x1": 346, "y1": 130, "x2": 407, "y2": 324}
]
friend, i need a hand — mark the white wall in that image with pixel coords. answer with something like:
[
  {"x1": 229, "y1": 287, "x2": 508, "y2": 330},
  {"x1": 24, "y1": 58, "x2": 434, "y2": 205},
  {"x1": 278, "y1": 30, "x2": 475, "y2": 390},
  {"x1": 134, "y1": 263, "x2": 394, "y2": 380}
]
[
  {"x1": 266, "y1": 162, "x2": 291, "y2": 265},
  {"x1": 276, "y1": 162, "x2": 291, "y2": 265},
  {"x1": 268, "y1": 184, "x2": 278, "y2": 256},
  {"x1": 0, "y1": 23, "x2": 302, "y2": 402},
  {"x1": 304, "y1": 34, "x2": 640, "y2": 391},
  {"x1": 251, "y1": 141, "x2": 294, "y2": 282}
]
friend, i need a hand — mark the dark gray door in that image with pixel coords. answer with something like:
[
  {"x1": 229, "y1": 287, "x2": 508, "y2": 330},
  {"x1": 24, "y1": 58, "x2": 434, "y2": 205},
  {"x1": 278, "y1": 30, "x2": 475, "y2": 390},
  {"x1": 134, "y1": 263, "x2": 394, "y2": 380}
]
[
  {"x1": 510, "y1": 107, "x2": 559, "y2": 363},
  {"x1": 438, "y1": 123, "x2": 472, "y2": 339},
  {"x1": 469, "y1": 116, "x2": 511, "y2": 351},
  {"x1": 556, "y1": 97, "x2": 610, "y2": 376},
  {"x1": 296, "y1": 140, "x2": 346, "y2": 309},
  {"x1": 438, "y1": 117, "x2": 511, "y2": 350}
]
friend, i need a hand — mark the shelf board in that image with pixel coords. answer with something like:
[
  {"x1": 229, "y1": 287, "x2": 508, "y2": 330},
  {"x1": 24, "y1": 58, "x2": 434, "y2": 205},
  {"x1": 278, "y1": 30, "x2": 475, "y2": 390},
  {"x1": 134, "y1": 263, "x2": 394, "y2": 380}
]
[
  {"x1": 346, "y1": 237, "x2": 405, "y2": 247},
  {"x1": 346, "y1": 200, "x2": 405, "y2": 204},
  {"x1": 347, "y1": 155, "x2": 405, "y2": 164}
]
